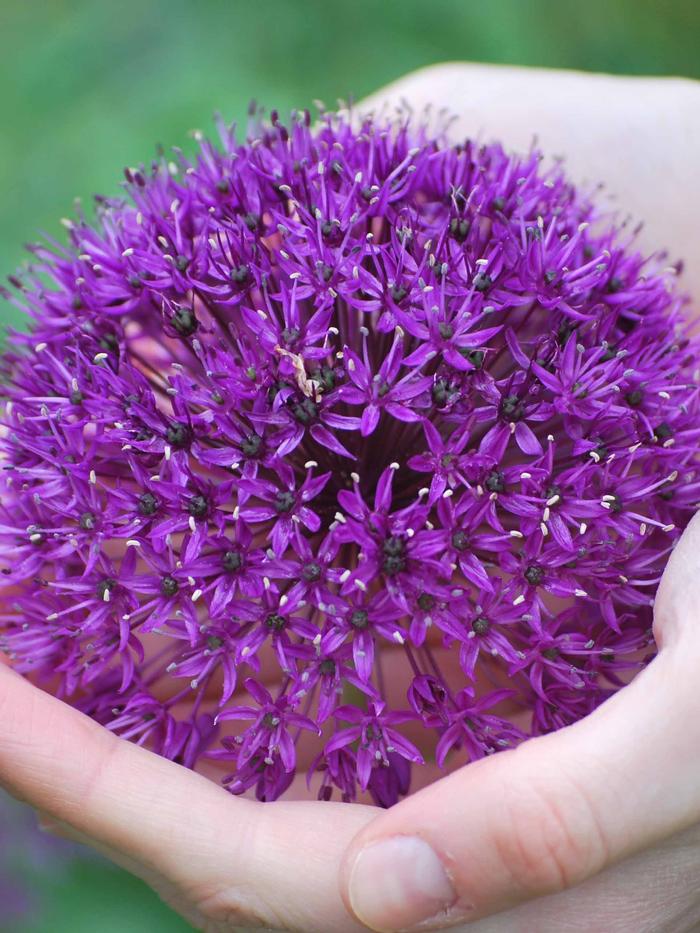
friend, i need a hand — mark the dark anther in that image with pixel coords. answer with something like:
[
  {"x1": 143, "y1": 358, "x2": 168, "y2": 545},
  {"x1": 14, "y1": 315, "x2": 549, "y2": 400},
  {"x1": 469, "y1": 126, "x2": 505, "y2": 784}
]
[
  {"x1": 500, "y1": 395, "x2": 524, "y2": 421},
  {"x1": 216, "y1": 179, "x2": 230, "y2": 194},
  {"x1": 607, "y1": 495, "x2": 623, "y2": 513},
  {"x1": 655, "y1": 422, "x2": 673, "y2": 440},
  {"x1": 79, "y1": 512, "x2": 97, "y2": 531},
  {"x1": 69, "y1": 389, "x2": 84, "y2": 405},
  {"x1": 659, "y1": 487, "x2": 674, "y2": 501},
  {"x1": 99, "y1": 333, "x2": 119, "y2": 353},
  {"x1": 462, "y1": 348, "x2": 485, "y2": 369},
  {"x1": 492, "y1": 196, "x2": 506, "y2": 211},
  {"x1": 417, "y1": 592, "x2": 435, "y2": 612},
  {"x1": 473, "y1": 273, "x2": 492, "y2": 293},
  {"x1": 390, "y1": 284, "x2": 407, "y2": 302},
  {"x1": 166, "y1": 422, "x2": 191, "y2": 450},
  {"x1": 545, "y1": 484, "x2": 562, "y2": 502},
  {"x1": 542, "y1": 646, "x2": 560, "y2": 660},
  {"x1": 175, "y1": 255, "x2": 190, "y2": 272},
  {"x1": 207, "y1": 635, "x2": 224, "y2": 650},
  {"x1": 171, "y1": 309, "x2": 198, "y2": 337},
  {"x1": 377, "y1": 380, "x2": 391, "y2": 398},
  {"x1": 321, "y1": 219, "x2": 340, "y2": 239},
  {"x1": 71, "y1": 295, "x2": 84, "y2": 310},
  {"x1": 591, "y1": 441, "x2": 609, "y2": 461},
  {"x1": 544, "y1": 269, "x2": 557, "y2": 284},
  {"x1": 230, "y1": 264, "x2": 249, "y2": 284},
  {"x1": 432, "y1": 378, "x2": 459, "y2": 408},
  {"x1": 127, "y1": 275, "x2": 142, "y2": 290},
  {"x1": 241, "y1": 433, "x2": 263, "y2": 458},
  {"x1": 451, "y1": 530, "x2": 468, "y2": 551},
  {"x1": 187, "y1": 495, "x2": 209, "y2": 518},
  {"x1": 485, "y1": 471, "x2": 505, "y2": 493},
  {"x1": 320, "y1": 263, "x2": 333, "y2": 282},
  {"x1": 382, "y1": 536, "x2": 406, "y2": 575},
  {"x1": 557, "y1": 322, "x2": 575, "y2": 346},
  {"x1": 244, "y1": 212, "x2": 259, "y2": 231},
  {"x1": 438, "y1": 322, "x2": 454, "y2": 340},
  {"x1": 625, "y1": 389, "x2": 644, "y2": 407},
  {"x1": 212, "y1": 391, "x2": 225, "y2": 405},
  {"x1": 97, "y1": 578, "x2": 118, "y2": 600},
  {"x1": 350, "y1": 610, "x2": 369, "y2": 629},
  {"x1": 472, "y1": 616, "x2": 490, "y2": 635},
  {"x1": 161, "y1": 576, "x2": 179, "y2": 598},
  {"x1": 290, "y1": 398, "x2": 318, "y2": 425},
  {"x1": 137, "y1": 492, "x2": 159, "y2": 516},
  {"x1": 281, "y1": 327, "x2": 301, "y2": 346},
  {"x1": 318, "y1": 365, "x2": 336, "y2": 391},
  {"x1": 449, "y1": 217, "x2": 470, "y2": 242},
  {"x1": 302, "y1": 562, "x2": 322, "y2": 582},
  {"x1": 606, "y1": 276, "x2": 624, "y2": 293},
  {"x1": 274, "y1": 490, "x2": 295, "y2": 513},
  {"x1": 223, "y1": 550, "x2": 244, "y2": 572},
  {"x1": 319, "y1": 659, "x2": 336, "y2": 675},
  {"x1": 265, "y1": 613, "x2": 286, "y2": 631},
  {"x1": 524, "y1": 565, "x2": 544, "y2": 586},
  {"x1": 361, "y1": 186, "x2": 374, "y2": 201}
]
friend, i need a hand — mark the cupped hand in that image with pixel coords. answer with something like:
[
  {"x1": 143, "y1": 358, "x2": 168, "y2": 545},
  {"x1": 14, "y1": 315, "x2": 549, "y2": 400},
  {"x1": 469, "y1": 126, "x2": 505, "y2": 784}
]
[
  {"x1": 339, "y1": 64, "x2": 700, "y2": 933},
  {"x1": 2, "y1": 64, "x2": 700, "y2": 933}
]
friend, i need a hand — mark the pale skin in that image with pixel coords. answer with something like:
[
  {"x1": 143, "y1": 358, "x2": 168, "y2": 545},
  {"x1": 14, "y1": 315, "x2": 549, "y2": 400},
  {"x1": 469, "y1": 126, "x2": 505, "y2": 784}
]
[{"x1": 1, "y1": 63, "x2": 700, "y2": 933}]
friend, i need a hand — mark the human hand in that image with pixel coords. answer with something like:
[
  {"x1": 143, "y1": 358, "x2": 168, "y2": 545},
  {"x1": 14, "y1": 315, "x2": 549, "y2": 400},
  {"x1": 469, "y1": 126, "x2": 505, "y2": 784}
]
[
  {"x1": 340, "y1": 64, "x2": 700, "y2": 933},
  {"x1": 0, "y1": 658, "x2": 380, "y2": 932}
]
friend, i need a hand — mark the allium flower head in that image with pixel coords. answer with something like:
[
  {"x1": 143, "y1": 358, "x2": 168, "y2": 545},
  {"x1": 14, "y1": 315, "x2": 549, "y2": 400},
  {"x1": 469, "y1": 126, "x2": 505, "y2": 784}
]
[{"x1": 1, "y1": 108, "x2": 699, "y2": 805}]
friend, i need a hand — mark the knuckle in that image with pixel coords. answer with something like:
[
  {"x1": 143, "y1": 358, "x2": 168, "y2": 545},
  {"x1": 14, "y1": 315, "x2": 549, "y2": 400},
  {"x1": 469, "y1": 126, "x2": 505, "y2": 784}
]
[
  {"x1": 190, "y1": 881, "x2": 284, "y2": 933},
  {"x1": 492, "y1": 761, "x2": 609, "y2": 897}
]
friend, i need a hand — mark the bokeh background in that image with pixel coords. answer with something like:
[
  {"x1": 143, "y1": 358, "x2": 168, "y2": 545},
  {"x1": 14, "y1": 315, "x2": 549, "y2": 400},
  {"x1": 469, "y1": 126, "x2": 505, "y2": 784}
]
[{"x1": 0, "y1": 0, "x2": 698, "y2": 929}]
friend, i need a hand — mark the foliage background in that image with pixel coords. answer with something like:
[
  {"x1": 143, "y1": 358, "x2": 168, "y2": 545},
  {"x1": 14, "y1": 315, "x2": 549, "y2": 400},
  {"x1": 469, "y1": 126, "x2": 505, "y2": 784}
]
[{"x1": 0, "y1": 0, "x2": 698, "y2": 929}]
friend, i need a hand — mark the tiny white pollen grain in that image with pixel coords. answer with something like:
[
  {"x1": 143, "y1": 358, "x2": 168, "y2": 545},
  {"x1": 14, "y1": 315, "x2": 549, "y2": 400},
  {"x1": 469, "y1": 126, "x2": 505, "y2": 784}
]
[
  {"x1": 574, "y1": 589, "x2": 588, "y2": 597},
  {"x1": 354, "y1": 579, "x2": 367, "y2": 592},
  {"x1": 389, "y1": 462, "x2": 399, "y2": 470},
  {"x1": 188, "y1": 516, "x2": 197, "y2": 533},
  {"x1": 540, "y1": 522, "x2": 549, "y2": 536},
  {"x1": 263, "y1": 576, "x2": 271, "y2": 589},
  {"x1": 89, "y1": 470, "x2": 97, "y2": 485},
  {"x1": 579, "y1": 523, "x2": 588, "y2": 535},
  {"x1": 164, "y1": 446, "x2": 172, "y2": 462},
  {"x1": 126, "y1": 540, "x2": 141, "y2": 548},
  {"x1": 510, "y1": 530, "x2": 523, "y2": 538},
  {"x1": 192, "y1": 589, "x2": 203, "y2": 603},
  {"x1": 513, "y1": 594, "x2": 526, "y2": 606},
  {"x1": 520, "y1": 472, "x2": 532, "y2": 480},
  {"x1": 442, "y1": 488, "x2": 454, "y2": 498},
  {"x1": 334, "y1": 512, "x2": 347, "y2": 524}
]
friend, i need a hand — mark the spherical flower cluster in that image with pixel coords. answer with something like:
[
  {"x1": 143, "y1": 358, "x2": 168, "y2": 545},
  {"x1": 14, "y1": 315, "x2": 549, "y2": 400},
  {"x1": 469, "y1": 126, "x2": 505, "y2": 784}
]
[{"x1": 1, "y1": 109, "x2": 699, "y2": 806}]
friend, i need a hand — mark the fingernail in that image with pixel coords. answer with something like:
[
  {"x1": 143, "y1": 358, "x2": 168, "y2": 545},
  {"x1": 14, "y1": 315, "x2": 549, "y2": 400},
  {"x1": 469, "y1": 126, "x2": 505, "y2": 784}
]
[{"x1": 348, "y1": 836, "x2": 457, "y2": 932}]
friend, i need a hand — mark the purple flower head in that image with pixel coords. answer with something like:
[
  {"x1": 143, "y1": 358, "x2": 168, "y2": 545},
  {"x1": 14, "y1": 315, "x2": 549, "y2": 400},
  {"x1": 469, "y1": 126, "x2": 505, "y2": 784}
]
[{"x1": 1, "y1": 107, "x2": 699, "y2": 806}]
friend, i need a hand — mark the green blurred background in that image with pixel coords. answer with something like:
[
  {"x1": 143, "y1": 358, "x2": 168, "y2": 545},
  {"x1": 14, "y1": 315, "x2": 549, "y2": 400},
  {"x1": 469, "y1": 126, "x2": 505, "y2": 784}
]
[{"x1": 0, "y1": 0, "x2": 698, "y2": 929}]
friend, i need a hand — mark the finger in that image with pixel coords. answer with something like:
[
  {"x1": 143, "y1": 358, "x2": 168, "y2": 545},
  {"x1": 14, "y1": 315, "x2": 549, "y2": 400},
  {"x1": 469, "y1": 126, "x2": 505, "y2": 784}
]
[
  {"x1": 0, "y1": 665, "x2": 375, "y2": 932},
  {"x1": 361, "y1": 63, "x2": 700, "y2": 301},
  {"x1": 339, "y1": 513, "x2": 700, "y2": 931}
]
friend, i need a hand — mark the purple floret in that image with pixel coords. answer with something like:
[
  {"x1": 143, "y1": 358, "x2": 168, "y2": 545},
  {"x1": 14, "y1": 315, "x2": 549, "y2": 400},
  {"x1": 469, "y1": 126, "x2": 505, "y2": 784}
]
[{"x1": 1, "y1": 108, "x2": 699, "y2": 805}]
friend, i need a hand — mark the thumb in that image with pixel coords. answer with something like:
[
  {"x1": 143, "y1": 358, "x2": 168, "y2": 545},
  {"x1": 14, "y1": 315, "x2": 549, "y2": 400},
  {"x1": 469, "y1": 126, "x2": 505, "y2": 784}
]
[{"x1": 340, "y1": 515, "x2": 700, "y2": 932}]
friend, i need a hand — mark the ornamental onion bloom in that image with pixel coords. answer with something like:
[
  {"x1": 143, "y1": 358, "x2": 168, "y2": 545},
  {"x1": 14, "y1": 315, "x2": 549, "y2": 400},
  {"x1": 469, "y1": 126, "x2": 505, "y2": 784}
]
[{"x1": 1, "y1": 108, "x2": 699, "y2": 806}]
